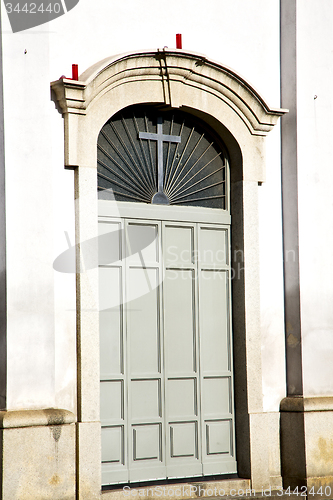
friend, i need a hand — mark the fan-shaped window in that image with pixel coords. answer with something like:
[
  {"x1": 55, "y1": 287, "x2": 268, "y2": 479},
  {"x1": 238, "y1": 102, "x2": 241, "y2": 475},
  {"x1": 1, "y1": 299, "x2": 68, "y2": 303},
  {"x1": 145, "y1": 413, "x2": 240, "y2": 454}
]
[{"x1": 97, "y1": 105, "x2": 228, "y2": 210}]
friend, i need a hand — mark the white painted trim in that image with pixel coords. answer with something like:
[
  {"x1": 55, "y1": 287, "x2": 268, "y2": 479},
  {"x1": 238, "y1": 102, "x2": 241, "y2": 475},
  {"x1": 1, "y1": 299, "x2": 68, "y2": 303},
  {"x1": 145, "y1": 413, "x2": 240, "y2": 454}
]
[{"x1": 98, "y1": 200, "x2": 231, "y2": 225}]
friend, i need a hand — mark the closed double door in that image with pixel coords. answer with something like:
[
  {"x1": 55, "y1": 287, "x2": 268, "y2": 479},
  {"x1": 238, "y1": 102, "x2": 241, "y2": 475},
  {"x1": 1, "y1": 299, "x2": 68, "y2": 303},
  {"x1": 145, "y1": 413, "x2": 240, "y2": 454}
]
[{"x1": 99, "y1": 211, "x2": 236, "y2": 486}]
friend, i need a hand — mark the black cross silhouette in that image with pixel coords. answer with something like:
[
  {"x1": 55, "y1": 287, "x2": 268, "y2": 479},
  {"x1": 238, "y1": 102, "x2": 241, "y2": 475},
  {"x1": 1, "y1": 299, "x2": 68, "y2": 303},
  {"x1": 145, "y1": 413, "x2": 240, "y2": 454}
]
[{"x1": 139, "y1": 117, "x2": 181, "y2": 204}]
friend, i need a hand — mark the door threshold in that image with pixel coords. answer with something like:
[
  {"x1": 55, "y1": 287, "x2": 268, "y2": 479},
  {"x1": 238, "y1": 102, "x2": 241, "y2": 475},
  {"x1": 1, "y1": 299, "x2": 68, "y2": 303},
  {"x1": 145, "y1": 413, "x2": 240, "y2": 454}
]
[{"x1": 101, "y1": 477, "x2": 251, "y2": 500}]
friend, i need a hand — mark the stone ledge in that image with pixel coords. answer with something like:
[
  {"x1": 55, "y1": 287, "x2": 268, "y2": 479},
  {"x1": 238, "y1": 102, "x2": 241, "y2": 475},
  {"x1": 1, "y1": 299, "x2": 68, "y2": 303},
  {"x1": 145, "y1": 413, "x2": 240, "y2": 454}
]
[
  {"x1": 0, "y1": 408, "x2": 76, "y2": 428},
  {"x1": 103, "y1": 488, "x2": 328, "y2": 500},
  {"x1": 102, "y1": 479, "x2": 251, "y2": 500},
  {"x1": 280, "y1": 396, "x2": 333, "y2": 412},
  {"x1": 222, "y1": 494, "x2": 305, "y2": 500}
]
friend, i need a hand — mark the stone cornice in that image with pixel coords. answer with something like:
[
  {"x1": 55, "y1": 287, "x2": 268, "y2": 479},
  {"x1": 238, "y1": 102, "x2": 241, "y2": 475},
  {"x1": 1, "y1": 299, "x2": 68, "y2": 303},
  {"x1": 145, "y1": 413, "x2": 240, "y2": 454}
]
[
  {"x1": 51, "y1": 78, "x2": 86, "y2": 116},
  {"x1": 51, "y1": 49, "x2": 287, "y2": 136},
  {"x1": 280, "y1": 396, "x2": 333, "y2": 412},
  {"x1": 0, "y1": 408, "x2": 76, "y2": 428}
]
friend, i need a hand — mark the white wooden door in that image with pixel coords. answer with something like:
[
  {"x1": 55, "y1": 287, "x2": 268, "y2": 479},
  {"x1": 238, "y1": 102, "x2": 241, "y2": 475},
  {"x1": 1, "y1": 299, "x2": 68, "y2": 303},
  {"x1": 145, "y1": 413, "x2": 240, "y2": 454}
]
[{"x1": 99, "y1": 203, "x2": 236, "y2": 486}]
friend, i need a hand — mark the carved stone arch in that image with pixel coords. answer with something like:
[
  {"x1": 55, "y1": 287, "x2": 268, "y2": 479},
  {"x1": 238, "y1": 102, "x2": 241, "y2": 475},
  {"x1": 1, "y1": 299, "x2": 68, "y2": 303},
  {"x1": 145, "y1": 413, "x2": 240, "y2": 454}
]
[
  {"x1": 52, "y1": 49, "x2": 286, "y2": 499},
  {"x1": 52, "y1": 49, "x2": 285, "y2": 178}
]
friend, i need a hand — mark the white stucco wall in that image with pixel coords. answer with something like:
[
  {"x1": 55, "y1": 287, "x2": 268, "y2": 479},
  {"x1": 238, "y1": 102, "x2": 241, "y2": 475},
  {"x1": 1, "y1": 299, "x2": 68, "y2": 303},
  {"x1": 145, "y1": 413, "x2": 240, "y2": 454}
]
[
  {"x1": 296, "y1": 1, "x2": 333, "y2": 396},
  {"x1": 1, "y1": 0, "x2": 284, "y2": 412},
  {"x1": 259, "y1": 126, "x2": 286, "y2": 411},
  {"x1": 1, "y1": 21, "x2": 57, "y2": 409},
  {"x1": 46, "y1": 0, "x2": 281, "y2": 103},
  {"x1": 1, "y1": 15, "x2": 76, "y2": 412}
]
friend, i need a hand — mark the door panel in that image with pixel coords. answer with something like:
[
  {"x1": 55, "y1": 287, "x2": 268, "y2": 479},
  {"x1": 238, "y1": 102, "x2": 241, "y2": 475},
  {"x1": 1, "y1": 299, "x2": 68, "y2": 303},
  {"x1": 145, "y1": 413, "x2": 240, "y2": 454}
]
[
  {"x1": 133, "y1": 424, "x2": 161, "y2": 460},
  {"x1": 164, "y1": 225, "x2": 194, "y2": 265},
  {"x1": 99, "y1": 267, "x2": 123, "y2": 377},
  {"x1": 126, "y1": 222, "x2": 159, "y2": 264},
  {"x1": 199, "y1": 227, "x2": 229, "y2": 267},
  {"x1": 101, "y1": 426, "x2": 124, "y2": 463},
  {"x1": 164, "y1": 269, "x2": 196, "y2": 375},
  {"x1": 128, "y1": 268, "x2": 160, "y2": 375},
  {"x1": 163, "y1": 222, "x2": 202, "y2": 478},
  {"x1": 99, "y1": 215, "x2": 236, "y2": 485},
  {"x1": 199, "y1": 270, "x2": 230, "y2": 373},
  {"x1": 205, "y1": 419, "x2": 232, "y2": 455},
  {"x1": 125, "y1": 221, "x2": 166, "y2": 482},
  {"x1": 198, "y1": 224, "x2": 235, "y2": 475},
  {"x1": 170, "y1": 422, "x2": 198, "y2": 457},
  {"x1": 99, "y1": 219, "x2": 127, "y2": 485},
  {"x1": 100, "y1": 380, "x2": 124, "y2": 422},
  {"x1": 167, "y1": 378, "x2": 197, "y2": 419}
]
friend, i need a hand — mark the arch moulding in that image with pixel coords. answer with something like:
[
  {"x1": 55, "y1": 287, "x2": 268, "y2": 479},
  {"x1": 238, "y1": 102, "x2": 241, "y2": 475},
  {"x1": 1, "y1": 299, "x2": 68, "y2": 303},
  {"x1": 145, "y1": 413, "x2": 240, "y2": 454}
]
[
  {"x1": 52, "y1": 49, "x2": 286, "y2": 180},
  {"x1": 51, "y1": 49, "x2": 287, "y2": 500}
]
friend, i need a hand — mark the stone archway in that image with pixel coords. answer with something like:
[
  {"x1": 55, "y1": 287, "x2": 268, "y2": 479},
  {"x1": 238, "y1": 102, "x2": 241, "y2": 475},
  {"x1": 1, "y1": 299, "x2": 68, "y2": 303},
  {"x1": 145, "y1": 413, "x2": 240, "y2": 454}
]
[{"x1": 51, "y1": 49, "x2": 286, "y2": 499}]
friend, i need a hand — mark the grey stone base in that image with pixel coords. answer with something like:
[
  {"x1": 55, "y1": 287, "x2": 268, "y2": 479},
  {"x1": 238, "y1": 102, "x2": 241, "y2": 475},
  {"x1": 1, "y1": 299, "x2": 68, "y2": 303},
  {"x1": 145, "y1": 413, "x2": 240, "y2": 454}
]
[
  {"x1": 0, "y1": 408, "x2": 76, "y2": 500},
  {"x1": 280, "y1": 396, "x2": 333, "y2": 500}
]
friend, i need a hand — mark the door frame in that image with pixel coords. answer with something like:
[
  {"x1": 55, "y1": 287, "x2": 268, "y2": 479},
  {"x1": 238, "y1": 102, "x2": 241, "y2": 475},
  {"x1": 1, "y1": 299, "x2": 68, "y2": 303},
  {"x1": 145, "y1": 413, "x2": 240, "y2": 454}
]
[{"x1": 51, "y1": 49, "x2": 286, "y2": 499}]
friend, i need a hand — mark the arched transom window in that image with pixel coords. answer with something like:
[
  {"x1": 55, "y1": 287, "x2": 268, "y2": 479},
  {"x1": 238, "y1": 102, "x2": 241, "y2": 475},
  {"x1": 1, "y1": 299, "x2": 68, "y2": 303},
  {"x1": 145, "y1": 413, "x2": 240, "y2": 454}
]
[{"x1": 97, "y1": 105, "x2": 228, "y2": 210}]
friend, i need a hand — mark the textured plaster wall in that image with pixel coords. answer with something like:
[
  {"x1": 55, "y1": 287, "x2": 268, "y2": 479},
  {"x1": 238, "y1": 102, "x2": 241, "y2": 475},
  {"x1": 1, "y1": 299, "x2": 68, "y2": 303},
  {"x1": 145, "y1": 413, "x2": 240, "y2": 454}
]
[
  {"x1": 1, "y1": 23, "x2": 57, "y2": 409},
  {"x1": 1, "y1": 17, "x2": 76, "y2": 411},
  {"x1": 1, "y1": 0, "x2": 284, "y2": 412},
  {"x1": 259, "y1": 126, "x2": 286, "y2": 411},
  {"x1": 46, "y1": 0, "x2": 281, "y2": 103},
  {"x1": 296, "y1": 1, "x2": 333, "y2": 396}
]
